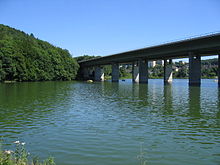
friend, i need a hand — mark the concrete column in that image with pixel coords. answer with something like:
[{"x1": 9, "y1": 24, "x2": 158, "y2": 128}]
[
  {"x1": 164, "y1": 59, "x2": 173, "y2": 83},
  {"x1": 132, "y1": 62, "x2": 139, "y2": 83},
  {"x1": 132, "y1": 59, "x2": 148, "y2": 83},
  {"x1": 218, "y1": 55, "x2": 220, "y2": 86},
  {"x1": 112, "y1": 63, "x2": 119, "y2": 82},
  {"x1": 94, "y1": 66, "x2": 104, "y2": 81},
  {"x1": 138, "y1": 59, "x2": 148, "y2": 83},
  {"x1": 189, "y1": 53, "x2": 201, "y2": 86}
]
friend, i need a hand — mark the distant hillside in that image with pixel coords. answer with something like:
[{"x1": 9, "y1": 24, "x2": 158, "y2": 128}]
[
  {"x1": 0, "y1": 24, "x2": 79, "y2": 82},
  {"x1": 201, "y1": 58, "x2": 218, "y2": 65}
]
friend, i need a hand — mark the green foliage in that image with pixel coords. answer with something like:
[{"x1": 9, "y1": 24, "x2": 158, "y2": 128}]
[
  {"x1": 201, "y1": 58, "x2": 218, "y2": 65},
  {"x1": 75, "y1": 55, "x2": 100, "y2": 62},
  {"x1": 174, "y1": 59, "x2": 218, "y2": 78},
  {"x1": 0, "y1": 24, "x2": 79, "y2": 82},
  {"x1": 201, "y1": 58, "x2": 218, "y2": 78},
  {"x1": 173, "y1": 66, "x2": 188, "y2": 78},
  {"x1": 149, "y1": 64, "x2": 164, "y2": 78},
  {"x1": 201, "y1": 66, "x2": 217, "y2": 78},
  {"x1": 0, "y1": 141, "x2": 55, "y2": 165},
  {"x1": 150, "y1": 59, "x2": 218, "y2": 79},
  {"x1": 119, "y1": 65, "x2": 131, "y2": 78},
  {"x1": 104, "y1": 65, "x2": 111, "y2": 76}
]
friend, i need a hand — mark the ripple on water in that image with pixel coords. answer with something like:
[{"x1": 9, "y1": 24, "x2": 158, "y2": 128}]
[{"x1": 0, "y1": 80, "x2": 220, "y2": 165}]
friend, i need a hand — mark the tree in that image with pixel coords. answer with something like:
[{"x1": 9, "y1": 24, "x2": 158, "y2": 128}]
[{"x1": 0, "y1": 24, "x2": 79, "y2": 82}]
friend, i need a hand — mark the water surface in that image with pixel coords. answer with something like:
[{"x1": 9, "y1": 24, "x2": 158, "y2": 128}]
[{"x1": 0, "y1": 79, "x2": 219, "y2": 165}]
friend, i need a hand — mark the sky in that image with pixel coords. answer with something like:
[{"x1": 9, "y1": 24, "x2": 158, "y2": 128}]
[{"x1": 0, "y1": 0, "x2": 220, "y2": 58}]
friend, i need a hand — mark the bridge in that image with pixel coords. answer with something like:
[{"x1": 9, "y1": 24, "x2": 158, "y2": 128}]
[{"x1": 79, "y1": 33, "x2": 220, "y2": 85}]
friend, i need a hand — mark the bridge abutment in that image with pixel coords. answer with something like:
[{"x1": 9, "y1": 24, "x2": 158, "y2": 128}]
[
  {"x1": 189, "y1": 53, "x2": 201, "y2": 86},
  {"x1": 83, "y1": 67, "x2": 89, "y2": 80},
  {"x1": 112, "y1": 63, "x2": 119, "y2": 82},
  {"x1": 94, "y1": 66, "x2": 104, "y2": 81},
  {"x1": 164, "y1": 59, "x2": 173, "y2": 83}
]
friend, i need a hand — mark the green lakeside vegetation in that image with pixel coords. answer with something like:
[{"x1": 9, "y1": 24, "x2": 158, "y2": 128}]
[
  {"x1": 0, "y1": 24, "x2": 79, "y2": 82},
  {"x1": 148, "y1": 59, "x2": 218, "y2": 79},
  {"x1": 0, "y1": 141, "x2": 55, "y2": 165}
]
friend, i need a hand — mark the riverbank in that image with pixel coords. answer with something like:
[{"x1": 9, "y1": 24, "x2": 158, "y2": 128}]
[{"x1": 103, "y1": 75, "x2": 218, "y2": 80}]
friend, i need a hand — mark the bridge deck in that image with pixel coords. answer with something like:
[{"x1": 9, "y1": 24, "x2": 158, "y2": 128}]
[{"x1": 79, "y1": 33, "x2": 220, "y2": 67}]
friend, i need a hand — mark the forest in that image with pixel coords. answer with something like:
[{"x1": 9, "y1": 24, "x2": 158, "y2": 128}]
[{"x1": 0, "y1": 24, "x2": 79, "y2": 82}]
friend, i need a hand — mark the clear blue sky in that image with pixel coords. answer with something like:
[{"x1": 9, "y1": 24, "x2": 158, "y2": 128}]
[{"x1": 0, "y1": 0, "x2": 220, "y2": 58}]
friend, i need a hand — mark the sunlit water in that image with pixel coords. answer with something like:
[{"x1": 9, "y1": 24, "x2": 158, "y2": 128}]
[{"x1": 0, "y1": 79, "x2": 220, "y2": 165}]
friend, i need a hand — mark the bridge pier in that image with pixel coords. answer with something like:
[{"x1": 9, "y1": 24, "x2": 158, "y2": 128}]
[
  {"x1": 94, "y1": 66, "x2": 104, "y2": 81},
  {"x1": 132, "y1": 62, "x2": 139, "y2": 83},
  {"x1": 189, "y1": 53, "x2": 201, "y2": 86},
  {"x1": 132, "y1": 59, "x2": 148, "y2": 83},
  {"x1": 112, "y1": 63, "x2": 119, "y2": 82},
  {"x1": 164, "y1": 59, "x2": 173, "y2": 83},
  {"x1": 139, "y1": 59, "x2": 148, "y2": 83}
]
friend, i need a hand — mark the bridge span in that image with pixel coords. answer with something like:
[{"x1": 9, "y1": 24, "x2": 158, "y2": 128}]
[{"x1": 79, "y1": 33, "x2": 220, "y2": 85}]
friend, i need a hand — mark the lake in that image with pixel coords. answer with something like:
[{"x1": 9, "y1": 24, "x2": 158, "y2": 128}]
[{"x1": 0, "y1": 79, "x2": 219, "y2": 165}]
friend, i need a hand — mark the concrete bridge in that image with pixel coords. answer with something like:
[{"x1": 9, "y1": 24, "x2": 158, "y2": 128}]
[{"x1": 79, "y1": 33, "x2": 220, "y2": 85}]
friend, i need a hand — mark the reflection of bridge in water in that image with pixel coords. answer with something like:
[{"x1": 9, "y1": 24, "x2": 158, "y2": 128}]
[
  {"x1": 99, "y1": 81, "x2": 220, "y2": 119},
  {"x1": 79, "y1": 33, "x2": 220, "y2": 86}
]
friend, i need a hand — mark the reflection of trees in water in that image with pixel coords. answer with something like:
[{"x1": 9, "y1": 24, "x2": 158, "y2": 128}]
[
  {"x1": 101, "y1": 81, "x2": 119, "y2": 97},
  {"x1": 0, "y1": 82, "x2": 73, "y2": 127},
  {"x1": 188, "y1": 86, "x2": 201, "y2": 117}
]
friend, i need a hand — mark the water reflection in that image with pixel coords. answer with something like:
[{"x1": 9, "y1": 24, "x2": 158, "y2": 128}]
[
  {"x1": 132, "y1": 83, "x2": 139, "y2": 98},
  {"x1": 137, "y1": 84, "x2": 149, "y2": 108},
  {"x1": 0, "y1": 80, "x2": 220, "y2": 165},
  {"x1": 217, "y1": 88, "x2": 220, "y2": 119},
  {"x1": 0, "y1": 82, "x2": 74, "y2": 140},
  {"x1": 188, "y1": 86, "x2": 201, "y2": 117},
  {"x1": 110, "y1": 82, "x2": 119, "y2": 94},
  {"x1": 138, "y1": 84, "x2": 148, "y2": 100},
  {"x1": 163, "y1": 84, "x2": 173, "y2": 115},
  {"x1": 131, "y1": 83, "x2": 149, "y2": 107}
]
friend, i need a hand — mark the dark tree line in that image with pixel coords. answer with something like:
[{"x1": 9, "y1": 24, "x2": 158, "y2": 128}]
[
  {"x1": 174, "y1": 60, "x2": 218, "y2": 78},
  {"x1": 0, "y1": 24, "x2": 79, "y2": 82}
]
